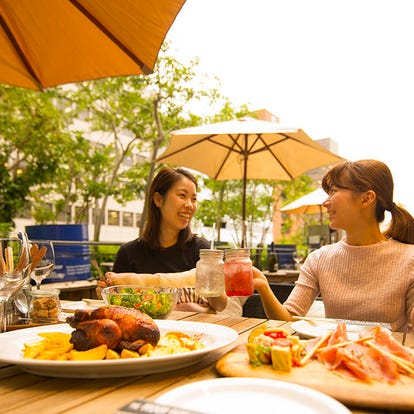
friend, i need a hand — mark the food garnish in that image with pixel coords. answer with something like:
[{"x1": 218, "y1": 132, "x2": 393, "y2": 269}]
[{"x1": 246, "y1": 323, "x2": 305, "y2": 371}]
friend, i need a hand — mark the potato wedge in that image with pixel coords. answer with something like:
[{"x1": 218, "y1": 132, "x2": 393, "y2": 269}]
[
  {"x1": 69, "y1": 344, "x2": 108, "y2": 360},
  {"x1": 35, "y1": 344, "x2": 74, "y2": 360},
  {"x1": 120, "y1": 349, "x2": 140, "y2": 358},
  {"x1": 23, "y1": 341, "x2": 48, "y2": 359},
  {"x1": 38, "y1": 332, "x2": 72, "y2": 345},
  {"x1": 105, "y1": 349, "x2": 121, "y2": 359}
]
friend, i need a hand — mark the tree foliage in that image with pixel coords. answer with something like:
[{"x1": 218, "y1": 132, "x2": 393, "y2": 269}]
[
  {"x1": 1, "y1": 44, "x2": 319, "y2": 245},
  {"x1": 0, "y1": 86, "x2": 72, "y2": 225},
  {"x1": 196, "y1": 174, "x2": 315, "y2": 247}
]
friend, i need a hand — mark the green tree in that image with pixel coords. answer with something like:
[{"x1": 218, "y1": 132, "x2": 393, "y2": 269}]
[
  {"x1": 196, "y1": 175, "x2": 315, "y2": 247},
  {"x1": 277, "y1": 175, "x2": 320, "y2": 245},
  {"x1": 29, "y1": 130, "x2": 95, "y2": 224},
  {"x1": 46, "y1": 44, "x2": 238, "y2": 241},
  {"x1": 0, "y1": 86, "x2": 71, "y2": 227}
]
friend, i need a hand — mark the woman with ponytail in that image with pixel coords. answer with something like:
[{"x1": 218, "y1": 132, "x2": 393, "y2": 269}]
[{"x1": 253, "y1": 159, "x2": 414, "y2": 331}]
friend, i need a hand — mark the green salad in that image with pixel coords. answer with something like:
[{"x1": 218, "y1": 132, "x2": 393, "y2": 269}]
[{"x1": 107, "y1": 287, "x2": 176, "y2": 318}]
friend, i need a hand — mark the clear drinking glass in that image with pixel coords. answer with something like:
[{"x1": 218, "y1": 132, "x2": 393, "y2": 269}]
[
  {"x1": 0, "y1": 231, "x2": 30, "y2": 333},
  {"x1": 29, "y1": 240, "x2": 55, "y2": 289},
  {"x1": 195, "y1": 249, "x2": 224, "y2": 297},
  {"x1": 224, "y1": 248, "x2": 254, "y2": 297}
]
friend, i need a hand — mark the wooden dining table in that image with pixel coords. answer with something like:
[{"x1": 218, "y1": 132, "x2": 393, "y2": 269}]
[
  {"x1": 263, "y1": 269, "x2": 299, "y2": 283},
  {"x1": 1, "y1": 310, "x2": 413, "y2": 414}
]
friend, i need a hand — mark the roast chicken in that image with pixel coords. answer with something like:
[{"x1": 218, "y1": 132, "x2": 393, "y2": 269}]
[{"x1": 66, "y1": 305, "x2": 160, "y2": 351}]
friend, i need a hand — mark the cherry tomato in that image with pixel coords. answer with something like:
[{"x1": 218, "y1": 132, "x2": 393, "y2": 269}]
[{"x1": 264, "y1": 330, "x2": 287, "y2": 340}]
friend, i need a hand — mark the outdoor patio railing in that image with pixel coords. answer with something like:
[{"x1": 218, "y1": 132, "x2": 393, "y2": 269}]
[{"x1": 42, "y1": 240, "x2": 297, "y2": 284}]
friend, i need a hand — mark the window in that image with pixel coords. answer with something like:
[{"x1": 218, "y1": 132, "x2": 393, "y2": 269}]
[
  {"x1": 122, "y1": 212, "x2": 134, "y2": 227},
  {"x1": 108, "y1": 210, "x2": 120, "y2": 226}
]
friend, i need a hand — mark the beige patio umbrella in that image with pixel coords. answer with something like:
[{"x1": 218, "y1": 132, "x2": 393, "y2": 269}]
[
  {"x1": 157, "y1": 117, "x2": 345, "y2": 246},
  {"x1": 280, "y1": 187, "x2": 328, "y2": 223},
  {"x1": 0, "y1": 0, "x2": 186, "y2": 90}
]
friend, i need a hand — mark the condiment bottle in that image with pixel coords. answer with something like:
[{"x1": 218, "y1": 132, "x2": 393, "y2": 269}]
[
  {"x1": 224, "y1": 248, "x2": 254, "y2": 297},
  {"x1": 195, "y1": 249, "x2": 224, "y2": 297}
]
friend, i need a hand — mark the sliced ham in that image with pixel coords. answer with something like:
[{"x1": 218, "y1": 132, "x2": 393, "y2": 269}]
[
  {"x1": 371, "y1": 326, "x2": 414, "y2": 363},
  {"x1": 327, "y1": 322, "x2": 348, "y2": 345},
  {"x1": 338, "y1": 343, "x2": 400, "y2": 384},
  {"x1": 317, "y1": 324, "x2": 402, "y2": 384}
]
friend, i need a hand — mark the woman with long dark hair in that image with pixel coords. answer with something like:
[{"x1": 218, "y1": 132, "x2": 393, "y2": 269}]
[{"x1": 99, "y1": 167, "x2": 239, "y2": 314}]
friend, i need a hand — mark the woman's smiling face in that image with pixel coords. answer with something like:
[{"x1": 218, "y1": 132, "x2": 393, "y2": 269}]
[
  {"x1": 323, "y1": 186, "x2": 363, "y2": 231},
  {"x1": 155, "y1": 176, "x2": 197, "y2": 233}
]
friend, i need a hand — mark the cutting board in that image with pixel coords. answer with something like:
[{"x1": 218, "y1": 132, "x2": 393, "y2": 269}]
[{"x1": 216, "y1": 345, "x2": 414, "y2": 411}]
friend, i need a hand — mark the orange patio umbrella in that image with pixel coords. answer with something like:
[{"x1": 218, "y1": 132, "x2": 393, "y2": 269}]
[
  {"x1": 157, "y1": 117, "x2": 345, "y2": 247},
  {"x1": 280, "y1": 187, "x2": 328, "y2": 223},
  {"x1": 0, "y1": 0, "x2": 186, "y2": 90}
]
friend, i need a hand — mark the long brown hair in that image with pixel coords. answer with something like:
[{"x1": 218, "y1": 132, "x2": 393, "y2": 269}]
[
  {"x1": 142, "y1": 167, "x2": 198, "y2": 249},
  {"x1": 322, "y1": 159, "x2": 414, "y2": 244}
]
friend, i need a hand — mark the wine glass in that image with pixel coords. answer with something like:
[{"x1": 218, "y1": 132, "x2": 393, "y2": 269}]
[
  {"x1": 29, "y1": 240, "x2": 55, "y2": 289},
  {"x1": 0, "y1": 231, "x2": 30, "y2": 333}
]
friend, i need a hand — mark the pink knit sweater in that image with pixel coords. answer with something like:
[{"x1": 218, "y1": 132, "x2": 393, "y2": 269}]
[{"x1": 284, "y1": 239, "x2": 414, "y2": 331}]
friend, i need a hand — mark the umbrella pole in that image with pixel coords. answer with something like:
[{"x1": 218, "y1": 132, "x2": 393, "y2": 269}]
[
  {"x1": 241, "y1": 145, "x2": 248, "y2": 248},
  {"x1": 241, "y1": 176, "x2": 247, "y2": 248}
]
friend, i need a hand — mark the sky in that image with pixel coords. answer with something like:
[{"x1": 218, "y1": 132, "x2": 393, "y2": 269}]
[{"x1": 166, "y1": 0, "x2": 414, "y2": 214}]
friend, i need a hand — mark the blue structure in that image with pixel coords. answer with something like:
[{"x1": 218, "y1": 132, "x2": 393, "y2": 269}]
[
  {"x1": 26, "y1": 224, "x2": 90, "y2": 283},
  {"x1": 267, "y1": 243, "x2": 296, "y2": 270}
]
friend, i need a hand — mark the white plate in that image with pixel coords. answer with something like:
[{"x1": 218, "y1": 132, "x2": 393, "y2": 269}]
[
  {"x1": 60, "y1": 300, "x2": 102, "y2": 312},
  {"x1": 292, "y1": 319, "x2": 373, "y2": 340},
  {"x1": 156, "y1": 378, "x2": 350, "y2": 414},
  {"x1": 0, "y1": 320, "x2": 237, "y2": 378}
]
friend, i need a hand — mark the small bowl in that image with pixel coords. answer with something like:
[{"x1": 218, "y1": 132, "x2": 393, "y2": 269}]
[{"x1": 101, "y1": 285, "x2": 180, "y2": 319}]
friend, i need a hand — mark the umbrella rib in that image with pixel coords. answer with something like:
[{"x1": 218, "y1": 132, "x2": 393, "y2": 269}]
[
  {"x1": 255, "y1": 134, "x2": 295, "y2": 179},
  {"x1": 250, "y1": 133, "x2": 333, "y2": 155},
  {"x1": 213, "y1": 137, "x2": 239, "y2": 179},
  {"x1": 69, "y1": 0, "x2": 151, "y2": 74},
  {"x1": 158, "y1": 134, "x2": 244, "y2": 161},
  {"x1": 158, "y1": 134, "x2": 218, "y2": 160},
  {"x1": 265, "y1": 133, "x2": 337, "y2": 155},
  {"x1": 248, "y1": 133, "x2": 290, "y2": 155},
  {"x1": 0, "y1": 13, "x2": 43, "y2": 90},
  {"x1": 209, "y1": 134, "x2": 246, "y2": 154}
]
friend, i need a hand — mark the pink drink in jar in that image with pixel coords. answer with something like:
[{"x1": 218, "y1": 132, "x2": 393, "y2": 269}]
[{"x1": 224, "y1": 248, "x2": 254, "y2": 296}]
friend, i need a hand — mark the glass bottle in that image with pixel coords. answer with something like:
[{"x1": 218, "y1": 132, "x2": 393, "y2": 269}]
[
  {"x1": 195, "y1": 249, "x2": 224, "y2": 297},
  {"x1": 267, "y1": 246, "x2": 278, "y2": 272},
  {"x1": 224, "y1": 248, "x2": 254, "y2": 297}
]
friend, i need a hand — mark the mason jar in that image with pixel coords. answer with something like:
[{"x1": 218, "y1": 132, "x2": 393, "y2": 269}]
[
  {"x1": 29, "y1": 289, "x2": 61, "y2": 323},
  {"x1": 224, "y1": 248, "x2": 254, "y2": 297},
  {"x1": 195, "y1": 249, "x2": 224, "y2": 297}
]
